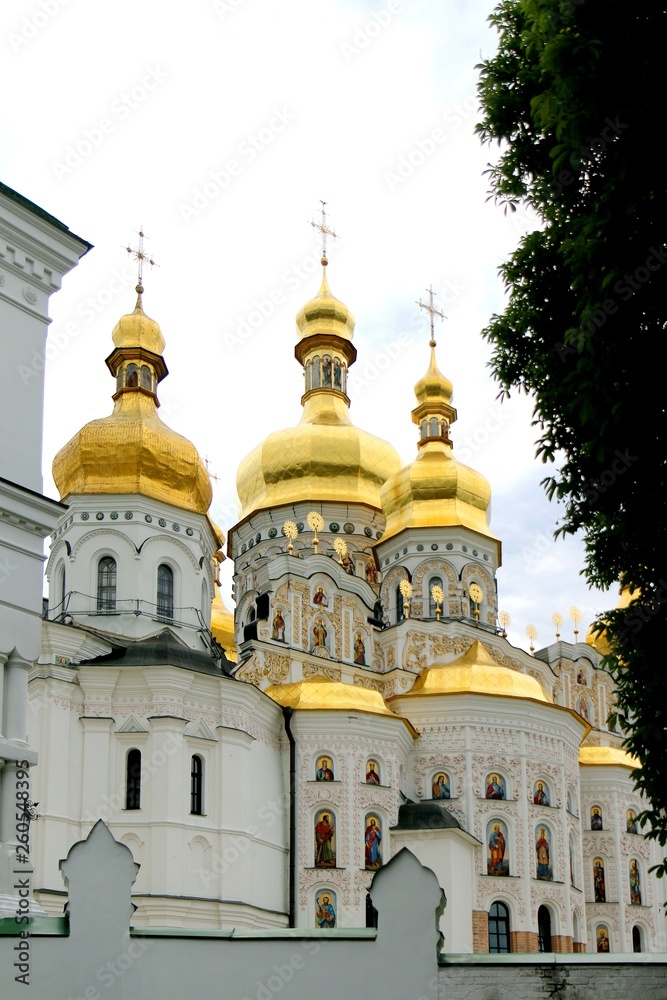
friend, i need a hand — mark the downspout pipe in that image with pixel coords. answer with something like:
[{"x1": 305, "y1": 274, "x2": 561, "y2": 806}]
[{"x1": 282, "y1": 706, "x2": 296, "y2": 928}]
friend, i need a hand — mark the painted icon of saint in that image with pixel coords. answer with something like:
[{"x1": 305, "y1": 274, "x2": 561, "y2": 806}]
[
  {"x1": 630, "y1": 859, "x2": 642, "y2": 905},
  {"x1": 591, "y1": 806, "x2": 603, "y2": 830},
  {"x1": 316, "y1": 757, "x2": 334, "y2": 781},
  {"x1": 313, "y1": 617, "x2": 327, "y2": 648},
  {"x1": 485, "y1": 773, "x2": 505, "y2": 799},
  {"x1": 596, "y1": 925, "x2": 610, "y2": 953},
  {"x1": 316, "y1": 891, "x2": 336, "y2": 928},
  {"x1": 432, "y1": 773, "x2": 450, "y2": 799},
  {"x1": 341, "y1": 552, "x2": 355, "y2": 575},
  {"x1": 578, "y1": 695, "x2": 589, "y2": 721},
  {"x1": 333, "y1": 358, "x2": 342, "y2": 391},
  {"x1": 487, "y1": 821, "x2": 508, "y2": 876},
  {"x1": 365, "y1": 815, "x2": 382, "y2": 869},
  {"x1": 354, "y1": 632, "x2": 366, "y2": 665},
  {"x1": 314, "y1": 811, "x2": 335, "y2": 868},
  {"x1": 322, "y1": 355, "x2": 332, "y2": 387},
  {"x1": 313, "y1": 586, "x2": 328, "y2": 607},
  {"x1": 365, "y1": 561, "x2": 377, "y2": 585},
  {"x1": 366, "y1": 760, "x2": 380, "y2": 785},
  {"x1": 536, "y1": 827, "x2": 551, "y2": 880},
  {"x1": 627, "y1": 809, "x2": 638, "y2": 834},
  {"x1": 272, "y1": 609, "x2": 285, "y2": 642},
  {"x1": 533, "y1": 781, "x2": 549, "y2": 806},
  {"x1": 593, "y1": 858, "x2": 606, "y2": 902}
]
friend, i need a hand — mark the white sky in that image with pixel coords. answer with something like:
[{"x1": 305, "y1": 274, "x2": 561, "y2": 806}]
[{"x1": 1, "y1": 0, "x2": 614, "y2": 652}]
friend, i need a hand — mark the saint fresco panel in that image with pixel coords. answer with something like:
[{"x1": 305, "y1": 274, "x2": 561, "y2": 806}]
[
  {"x1": 364, "y1": 813, "x2": 383, "y2": 870},
  {"x1": 431, "y1": 772, "x2": 450, "y2": 799},
  {"x1": 487, "y1": 819, "x2": 509, "y2": 876},
  {"x1": 314, "y1": 810, "x2": 336, "y2": 868},
  {"x1": 596, "y1": 924, "x2": 610, "y2": 953},
  {"x1": 315, "y1": 889, "x2": 336, "y2": 928},
  {"x1": 316, "y1": 756, "x2": 334, "y2": 781},
  {"x1": 535, "y1": 826, "x2": 552, "y2": 880},
  {"x1": 593, "y1": 857, "x2": 606, "y2": 902},
  {"x1": 485, "y1": 773, "x2": 506, "y2": 799},
  {"x1": 627, "y1": 809, "x2": 638, "y2": 834},
  {"x1": 365, "y1": 759, "x2": 380, "y2": 785},
  {"x1": 591, "y1": 806, "x2": 603, "y2": 830},
  {"x1": 533, "y1": 780, "x2": 550, "y2": 806},
  {"x1": 630, "y1": 859, "x2": 642, "y2": 905}
]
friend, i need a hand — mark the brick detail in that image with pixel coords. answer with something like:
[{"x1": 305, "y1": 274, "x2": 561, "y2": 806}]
[
  {"x1": 510, "y1": 930, "x2": 539, "y2": 953},
  {"x1": 552, "y1": 934, "x2": 573, "y2": 953},
  {"x1": 472, "y1": 909, "x2": 489, "y2": 953},
  {"x1": 573, "y1": 941, "x2": 586, "y2": 953}
]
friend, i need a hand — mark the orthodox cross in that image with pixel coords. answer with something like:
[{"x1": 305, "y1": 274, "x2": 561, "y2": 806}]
[
  {"x1": 204, "y1": 456, "x2": 221, "y2": 484},
  {"x1": 416, "y1": 284, "x2": 445, "y2": 346},
  {"x1": 123, "y1": 226, "x2": 158, "y2": 291},
  {"x1": 309, "y1": 200, "x2": 338, "y2": 265}
]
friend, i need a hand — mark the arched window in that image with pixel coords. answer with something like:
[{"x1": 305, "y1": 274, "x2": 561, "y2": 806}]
[
  {"x1": 420, "y1": 419, "x2": 428, "y2": 440},
  {"x1": 247, "y1": 606, "x2": 256, "y2": 624},
  {"x1": 157, "y1": 564, "x2": 174, "y2": 619},
  {"x1": 395, "y1": 584, "x2": 405, "y2": 623},
  {"x1": 632, "y1": 925, "x2": 643, "y2": 953},
  {"x1": 537, "y1": 905, "x2": 552, "y2": 952},
  {"x1": 333, "y1": 357, "x2": 342, "y2": 391},
  {"x1": 140, "y1": 365, "x2": 152, "y2": 390},
  {"x1": 126, "y1": 363, "x2": 139, "y2": 387},
  {"x1": 125, "y1": 748, "x2": 141, "y2": 810},
  {"x1": 59, "y1": 563, "x2": 67, "y2": 611},
  {"x1": 305, "y1": 361, "x2": 312, "y2": 392},
  {"x1": 322, "y1": 355, "x2": 332, "y2": 387},
  {"x1": 97, "y1": 557, "x2": 117, "y2": 611},
  {"x1": 190, "y1": 754, "x2": 204, "y2": 815},
  {"x1": 429, "y1": 416, "x2": 439, "y2": 437},
  {"x1": 428, "y1": 576, "x2": 444, "y2": 617},
  {"x1": 488, "y1": 901, "x2": 510, "y2": 953},
  {"x1": 312, "y1": 356, "x2": 321, "y2": 388}
]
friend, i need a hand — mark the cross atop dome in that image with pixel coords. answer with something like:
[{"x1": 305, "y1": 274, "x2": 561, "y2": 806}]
[
  {"x1": 416, "y1": 284, "x2": 445, "y2": 347},
  {"x1": 309, "y1": 200, "x2": 338, "y2": 266},
  {"x1": 123, "y1": 226, "x2": 158, "y2": 296}
]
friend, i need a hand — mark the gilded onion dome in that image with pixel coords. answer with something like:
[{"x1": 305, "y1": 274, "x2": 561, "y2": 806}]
[
  {"x1": 391, "y1": 640, "x2": 551, "y2": 704},
  {"x1": 52, "y1": 286, "x2": 212, "y2": 514},
  {"x1": 380, "y1": 338, "x2": 498, "y2": 548},
  {"x1": 266, "y1": 674, "x2": 416, "y2": 733},
  {"x1": 236, "y1": 264, "x2": 400, "y2": 519}
]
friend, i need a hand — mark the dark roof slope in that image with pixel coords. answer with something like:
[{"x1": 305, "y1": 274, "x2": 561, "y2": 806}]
[
  {"x1": 79, "y1": 629, "x2": 233, "y2": 676},
  {"x1": 391, "y1": 801, "x2": 462, "y2": 832}
]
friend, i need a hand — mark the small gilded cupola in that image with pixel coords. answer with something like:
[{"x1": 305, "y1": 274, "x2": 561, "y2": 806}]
[
  {"x1": 379, "y1": 291, "x2": 498, "y2": 553},
  {"x1": 106, "y1": 282, "x2": 167, "y2": 400},
  {"x1": 52, "y1": 280, "x2": 212, "y2": 515},
  {"x1": 234, "y1": 206, "x2": 400, "y2": 520}
]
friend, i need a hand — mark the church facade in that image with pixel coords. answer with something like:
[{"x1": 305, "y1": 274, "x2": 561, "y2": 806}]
[{"x1": 26, "y1": 235, "x2": 666, "y2": 954}]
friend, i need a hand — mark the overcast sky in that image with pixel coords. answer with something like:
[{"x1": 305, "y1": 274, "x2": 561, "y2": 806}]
[{"x1": 1, "y1": 0, "x2": 614, "y2": 652}]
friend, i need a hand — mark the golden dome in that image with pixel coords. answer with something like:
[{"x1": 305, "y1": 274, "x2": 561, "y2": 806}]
[
  {"x1": 413, "y1": 345, "x2": 453, "y2": 407},
  {"x1": 379, "y1": 340, "x2": 498, "y2": 547},
  {"x1": 210, "y1": 583, "x2": 236, "y2": 662},
  {"x1": 237, "y1": 393, "x2": 400, "y2": 518},
  {"x1": 295, "y1": 266, "x2": 355, "y2": 344},
  {"x1": 52, "y1": 291, "x2": 212, "y2": 514},
  {"x1": 579, "y1": 745, "x2": 639, "y2": 769},
  {"x1": 266, "y1": 674, "x2": 415, "y2": 731},
  {"x1": 392, "y1": 639, "x2": 551, "y2": 703},
  {"x1": 111, "y1": 291, "x2": 165, "y2": 356},
  {"x1": 380, "y1": 442, "x2": 496, "y2": 543},
  {"x1": 235, "y1": 266, "x2": 400, "y2": 520}
]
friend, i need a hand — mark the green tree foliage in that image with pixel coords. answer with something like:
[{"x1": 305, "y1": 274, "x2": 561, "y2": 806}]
[{"x1": 476, "y1": 0, "x2": 667, "y2": 867}]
